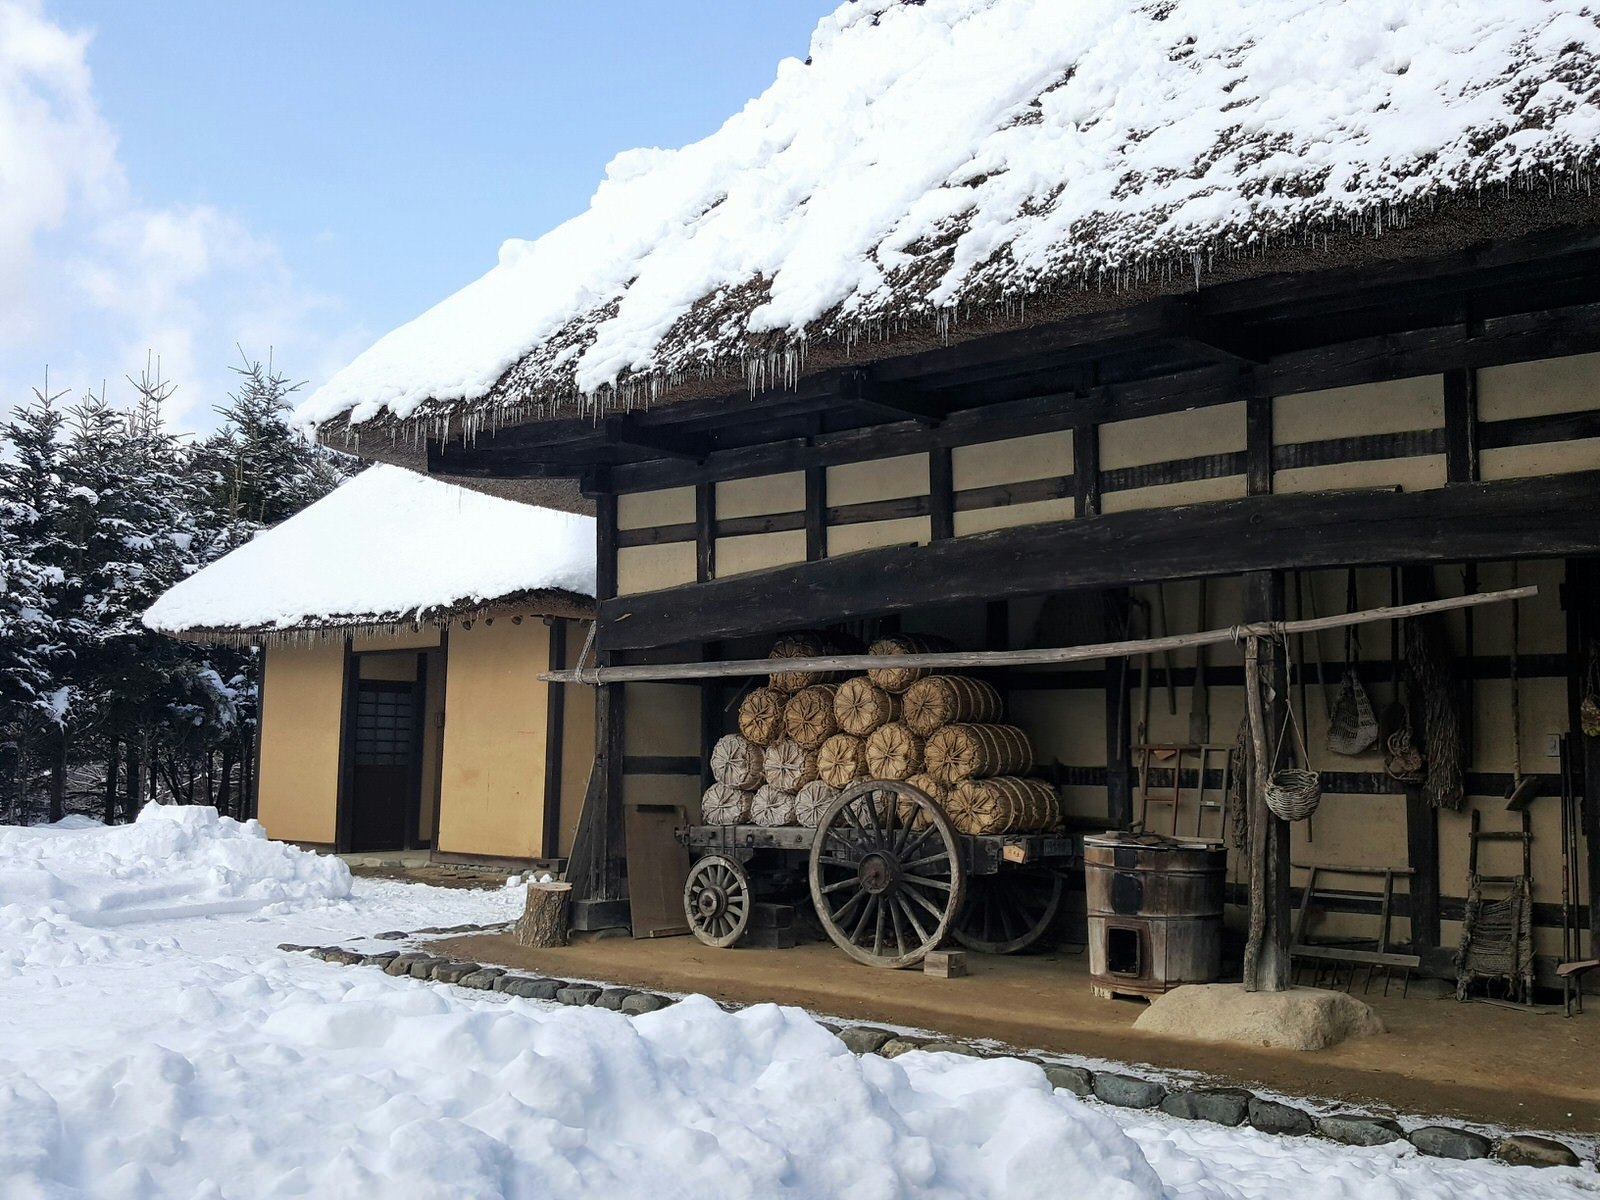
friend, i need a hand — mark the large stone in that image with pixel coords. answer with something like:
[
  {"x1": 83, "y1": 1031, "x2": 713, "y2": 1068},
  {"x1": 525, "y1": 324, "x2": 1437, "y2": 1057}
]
[
  {"x1": 920, "y1": 1041, "x2": 986, "y2": 1058},
  {"x1": 373, "y1": 931, "x2": 408, "y2": 941},
  {"x1": 457, "y1": 969, "x2": 504, "y2": 990},
  {"x1": 1160, "y1": 1088, "x2": 1253, "y2": 1127},
  {"x1": 1042, "y1": 1064, "x2": 1094, "y2": 1097},
  {"x1": 1094, "y1": 1073, "x2": 1167, "y2": 1109},
  {"x1": 498, "y1": 976, "x2": 566, "y2": 1000},
  {"x1": 877, "y1": 1037, "x2": 931, "y2": 1059},
  {"x1": 1493, "y1": 1134, "x2": 1582, "y2": 1168},
  {"x1": 556, "y1": 985, "x2": 604, "y2": 1006},
  {"x1": 593, "y1": 988, "x2": 635, "y2": 1011},
  {"x1": 838, "y1": 1026, "x2": 898, "y2": 1056},
  {"x1": 1317, "y1": 1114, "x2": 1405, "y2": 1147},
  {"x1": 408, "y1": 957, "x2": 449, "y2": 980},
  {"x1": 1134, "y1": 984, "x2": 1385, "y2": 1052},
  {"x1": 1247, "y1": 1097, "x2": 1315, "y2": 1137},
  {"x1": 384, "y1": 954, "x2": 428, "y2": 977},
  {"x1": 1408, "y1": 1126, "x2": 1490, "y2": 1160},
  {"x1": 360, "y1": 951, "x2": 400, "y2": 969},
  {"x1": 620, "y1": 993, "x2": 670, "y2": 1015},
  {"x1": 429, "y1": 961, "x2": 481, "y2": 985}
]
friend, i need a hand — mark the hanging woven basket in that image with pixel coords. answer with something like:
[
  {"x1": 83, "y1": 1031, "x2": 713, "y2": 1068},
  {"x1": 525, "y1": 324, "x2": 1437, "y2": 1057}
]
[{"x1": 1265, "y1": 768, "x2": 1322, "y2": 822}]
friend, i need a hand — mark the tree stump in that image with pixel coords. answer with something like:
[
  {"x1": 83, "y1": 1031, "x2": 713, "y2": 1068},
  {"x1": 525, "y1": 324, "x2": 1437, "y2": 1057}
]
[{"x1": 514, "y1": 881, "x2": 572, "y2": 947}]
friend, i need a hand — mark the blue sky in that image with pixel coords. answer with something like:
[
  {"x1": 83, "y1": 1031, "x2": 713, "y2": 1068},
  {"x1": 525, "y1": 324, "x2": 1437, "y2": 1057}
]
[{"x1": 1, "y1": 1, "x2": 828, "y2": 430}]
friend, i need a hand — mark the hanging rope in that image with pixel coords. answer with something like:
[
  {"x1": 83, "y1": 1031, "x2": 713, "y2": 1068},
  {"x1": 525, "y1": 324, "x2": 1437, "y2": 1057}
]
[{"x1": 1263, "y1": 631, "x2": 1321, "y2": 822}]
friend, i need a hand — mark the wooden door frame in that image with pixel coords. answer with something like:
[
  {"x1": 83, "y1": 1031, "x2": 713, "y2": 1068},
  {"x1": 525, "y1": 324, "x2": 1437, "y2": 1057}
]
[{"x1": 334, "y1": 649, "x2": 429, "y2": 854}]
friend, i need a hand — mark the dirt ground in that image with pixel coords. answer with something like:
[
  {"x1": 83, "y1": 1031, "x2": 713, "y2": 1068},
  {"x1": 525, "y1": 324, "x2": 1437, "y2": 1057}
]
[
  {"x1": 349, "y1": 863, "x2": 512, "y2": 890},
  {"x1": 435, "y1": 930, "x2": 1600, "y2": 1139}
]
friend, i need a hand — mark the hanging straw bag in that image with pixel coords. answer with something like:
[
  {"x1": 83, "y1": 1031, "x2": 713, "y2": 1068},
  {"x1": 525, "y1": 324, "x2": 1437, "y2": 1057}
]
[
  {"x1": 1266, "y1": 638, "x2": 1322, "y2": 822},
  {"x1": 1582, "y1": 646, "x2": 1600, "y2": 739},
  {"x1": 1326, "y1": 575, "x2": 1379, "y2": 755}
]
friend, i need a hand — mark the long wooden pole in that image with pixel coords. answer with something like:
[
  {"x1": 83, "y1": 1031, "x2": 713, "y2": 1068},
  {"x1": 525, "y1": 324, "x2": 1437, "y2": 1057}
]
[
  {"x1": 545, "y1": 585, "x2": 1536, "y2": 685},
  {"x1": 1242, "y1": 636, "x2": 1270, "y2": 991}
]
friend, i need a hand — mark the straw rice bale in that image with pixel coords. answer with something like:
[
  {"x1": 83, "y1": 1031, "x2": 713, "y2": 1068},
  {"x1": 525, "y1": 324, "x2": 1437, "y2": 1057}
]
[
  {"x1": 898, "y1": 773, "x2": 949, "y2": 829},
  {"x1": 750, "y1": 783, "x2": 799, "y2": 827},
  {"x1": 944, "y1": 776, "x2": 1059, "y2": 835},
  {"x1": 783, "y1": 684, "x2": 840, "y2": 749},
  {"x1": 833, "y1": 676, "x2": 900, "y2": 737},
  {"x1": 901, "y1": 675, "x2": 1003, "y2": 737},
  {"x1": 709, "y1": 734, "x2": 764, "y2": 790},
  {"x1": 817, "y1": 733, "x2": 867, "y2": 788},
  {"x1": 864, "y1": 721, "x2": 924, "y2": 781},
  {"x1": 924, "y1": 723, "x2": 1033, "y2": 785},
  {"x1": 700, "y1": 782, "x2": 753, "y2": 825},
  {"x1": 794, "y1": 780, "x2": 840, "y2": 827},
  {"x1": 737, "y1": 686, "x2": 787, "y2": 746},
  {"x1": 768, "y1": 630, "x2": 864, "y2": 693},
  {"x1": 763, "y1": 738, "x2": 820, "y2": 792},
  {"x1": 866, "y1": 633, "x2": 957, "y2": 693}
]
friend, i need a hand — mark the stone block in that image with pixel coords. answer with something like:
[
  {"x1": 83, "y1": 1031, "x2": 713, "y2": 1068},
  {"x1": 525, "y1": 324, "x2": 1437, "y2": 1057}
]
[
  {"x1": 1093, "y1": 1073, "x2": 1167, "y2": 1109},
  {"x1": 877, "y1": 1037, "x2": 931, "y2": 1059},
  {"x1": 429, "y1": 962, "x2": 481, "y2": 985},
  {"x1": 1247, "y1": 1097, "x2": 1314, "y2": 1137},
  {"x1": 838, "y1": 1026, "x2": 898, "y2": 1055},
  {"x1": 1493, "y1": 1134, "x2": 1582, "y2": 1168},
  {"x1": 1160, "y1": 1088, "x2": 1253, "y2": 1127},
  {"x1": 408, "y1": 957, "x2": 448, "y2": 980},
  {"x1": 920, "y1": 1040, "x2": 985, "y2": 1057},
  {"x1": 1134, "y1": 984, "x2": 1383, "y2": 1051},
  {"x1": 360, "y1": 952, "x2": 400, "y2": 968},
  {"x1": 1408, "y1": 1126, "x2": 1490, "y2": 1160},
  {"x1": 384, "y1": 954, "x2": 427, "y2": 977},
  {"x1": 556, "y1": 985, "x2": 604, "y2": 1006},
  {"x1": 1042, "y1": 1064, "x2": 1095, "y2": 1097},
  {"x1": 1317, "y1": 1114, "x2": 1404, "y2": 1147},
  {"x1": 457, "y1": 969, "x2": 504, "y2": 990},
  {"x1": 593, "y1": 988, "x2": 635, "y2": 1011},
  {"x1": 620, "y1": 993, "x2": 671, "y2": 1015},
  {"x1": 495, "y1": 976, "x2": 564, "y2": 1000}
]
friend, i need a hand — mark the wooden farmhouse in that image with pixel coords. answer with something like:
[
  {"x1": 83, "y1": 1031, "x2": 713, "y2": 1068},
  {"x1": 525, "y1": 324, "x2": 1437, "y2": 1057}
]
[
  {"x1": 145, "y1": 465, "x2": 595, "y2": 864},
  {"x1": 297, "y1": 1, "x2": 1599, "y2": 994}
]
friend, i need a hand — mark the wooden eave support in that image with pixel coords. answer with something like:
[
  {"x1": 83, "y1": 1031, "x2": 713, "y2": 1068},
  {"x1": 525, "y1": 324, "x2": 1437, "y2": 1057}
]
[{"x1": 543, "y1": 585, "x2": 1534, "y2": 685}]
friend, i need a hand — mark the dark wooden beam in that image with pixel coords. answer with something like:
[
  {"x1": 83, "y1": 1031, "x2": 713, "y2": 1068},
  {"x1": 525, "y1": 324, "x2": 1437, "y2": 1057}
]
[
  {"x1": 1568, "y1": 557, "x2": 1600, "y2": 953},
  {"x1": 804, "y1": 465, "x2": 825, "y2": 561},
  {"x1": 695, "y1": 482, "x2": 715, "y2": 583},
  {"x1": 1073, "y1": 424, "x2": 1100, "y2": 517},
  {"x1": 929, "y1": 445, "x2": 953, "y2": 541},
  {"x1": 604, "y1": 414, "x2": 708, "y2": 462},
  {"x1": 841, "y1": 368, "x2": 950, "y2": 425},
  {"x1": 598, "y1": 470, "x2": 1600, "y2": 651},
  {"x1": 541, "y1": 618, "x2": 566, "y2": 860},
  {"x1": 1246, "y1": 393, "x2": 1273, "y2": 496},
  {"x1": 1400, "y1": 565, "x2": 1443, "y2": 958},
  {"x1": 1444, "y1": 368, "x2": 1479, "y2": 483}
]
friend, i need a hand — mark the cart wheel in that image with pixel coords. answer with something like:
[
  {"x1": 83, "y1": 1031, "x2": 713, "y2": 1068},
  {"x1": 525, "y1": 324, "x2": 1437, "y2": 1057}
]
[
  {"x1": 809, "y1": 780, "x2": 965, "y2": 968},
  {"x1": 952, "y1": 870, "x2": 1063, "y2": 955},
  {"x1": 684, "y1": 854, "x2": 751, "y2": 948}
]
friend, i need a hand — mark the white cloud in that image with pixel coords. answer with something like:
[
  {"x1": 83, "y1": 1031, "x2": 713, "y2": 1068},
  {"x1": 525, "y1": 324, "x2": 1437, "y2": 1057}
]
[{"x1": 0, "y1": 0, "x2": 363, "y2": 431}]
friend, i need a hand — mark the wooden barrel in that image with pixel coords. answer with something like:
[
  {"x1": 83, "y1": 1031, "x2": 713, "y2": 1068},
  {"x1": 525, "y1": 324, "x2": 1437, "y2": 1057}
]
[
  {"x1": 866, "y1": 633, "x2": 956, "y2": 693},
  {"x1": 794, "y1": 780, "x2": 840, "y2": 827},
  {"x1": 817, "y1": 733, "x2": 867, "y2": 788},
  {"x1": 750, "y1": 783, "x2": 798, "y2": 826},
  {"x1": 864, "y1": 721, "x2": 924, "y2": 781},
  {"x1": 737, "y1": 686, "x2": 787, "y2": 746},
  {"x1": 1083, "y1": 832, "x2": 1226, "y2": 999},
  {"x1": 901, "y1": 675, "x2": 1003, "y2": 737},
  {"x1": 763, "y1": 738, "x2": 820, "y2": 793},
  {"x1": 783, "y1": 684, "x2": 840, "y2": 749},
  {"x1": 944, "y1": 777, "x2": 1058, "y2": 835},
  {"x1": 700, "y1": 782, "x2": 752, "y2": 825},
  {"x1": 833, "y1": 677, "x2": 900, "y2": 737},
  {"x1": 924, "y1": 723, "x2": 1033, "y2": 785},
  {"x1": 709, "y1": 734, "x2": 764, "y2": 790}
]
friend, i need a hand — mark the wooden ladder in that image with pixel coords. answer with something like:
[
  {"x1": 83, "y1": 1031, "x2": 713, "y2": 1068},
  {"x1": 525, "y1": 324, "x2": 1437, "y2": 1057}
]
[{"x1": 1135, "y1": 743, "x2": 1233, "y2": 839}]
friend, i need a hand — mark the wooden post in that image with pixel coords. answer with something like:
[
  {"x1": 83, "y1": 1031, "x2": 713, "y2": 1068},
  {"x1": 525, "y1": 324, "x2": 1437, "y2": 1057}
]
[
  {"x1": 1243, "y1": 570, "x2": 1292, "y2": 991},
  {"x1": 929, "y1": 445, "x2": 954, "y2": 541},
  {"x1": 541, "y1": 618, "x2": 566, "y2": 861},
  {"x1": 1400, "y1": 565, "x2": 1442, "y2": 958},
  {"x1": 1103, "y1": 589, "x2": 1135, "y2": 830},
  {"x1": 1073, "y1": 424, "x2": 1100, "y2": 518},
  {"x1": 514, "y1": 881, "x2": 572, "y2": 947},
  {"x1": 1567, "y1": 557, "x2": 1600, "y2": 953}
]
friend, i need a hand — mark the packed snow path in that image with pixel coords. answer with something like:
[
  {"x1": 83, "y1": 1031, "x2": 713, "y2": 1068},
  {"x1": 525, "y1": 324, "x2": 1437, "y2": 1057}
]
[{"x1": 0, "y1": 809, "x2": 1590, "y2": 1199}]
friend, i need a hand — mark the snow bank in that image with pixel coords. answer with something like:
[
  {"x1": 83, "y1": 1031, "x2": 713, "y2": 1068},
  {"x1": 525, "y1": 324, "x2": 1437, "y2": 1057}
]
[
  {"x1": 297, "y1": 0, "x2": 1600, "y2": 428},
  {"x1": 0, "y1": 804, "x2": 351, "y2": 931},
  {"x1": 143, "y1": 464, "x2": 595, "y2": 635}
]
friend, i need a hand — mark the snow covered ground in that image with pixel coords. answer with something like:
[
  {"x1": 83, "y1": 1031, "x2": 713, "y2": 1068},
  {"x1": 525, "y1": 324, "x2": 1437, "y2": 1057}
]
[{"x1": 0, "y1": 808, "x2": 1590, "y2": 1199}]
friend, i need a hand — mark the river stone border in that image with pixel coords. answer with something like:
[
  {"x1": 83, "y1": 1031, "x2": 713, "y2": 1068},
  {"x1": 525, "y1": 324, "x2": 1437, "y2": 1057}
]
[{"x1": 281, "y1": 943, "x2": 1587, "y2": 1170}]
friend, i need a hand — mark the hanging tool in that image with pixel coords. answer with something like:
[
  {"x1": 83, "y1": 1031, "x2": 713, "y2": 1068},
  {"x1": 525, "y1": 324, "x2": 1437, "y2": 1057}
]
[
  {"x1": 1294, "y1": 572, "x2": 1316, "y2": 841},
  {"x1": 1506, "y1": 565, "x2": 1541, "y2": 811},
  {"x1": 1188, "y1": 578, "x2": 1211, "y2": 743}
]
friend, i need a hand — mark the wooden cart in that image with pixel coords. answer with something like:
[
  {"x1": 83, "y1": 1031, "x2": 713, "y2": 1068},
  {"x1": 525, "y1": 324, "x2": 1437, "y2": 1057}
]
[{"x1": 678, "y1": 779, "x2": 1081, "y2": 967}]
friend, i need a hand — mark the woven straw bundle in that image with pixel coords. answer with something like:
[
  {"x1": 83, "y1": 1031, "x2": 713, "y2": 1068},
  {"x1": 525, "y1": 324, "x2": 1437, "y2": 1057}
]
[
  {"x1": 709, "y1": 734, "x2": 764, "y2": 790},
  {"x1": 738, "y1": 686, "x2": 787, "y2": 746},
  {"x1": 901, "y1": 675, "x2": 1003, "y2": 737},
  {"x1": 944, "y1": 777, "x2": 1058, "y2": 835},
  {"x1": 898, "y1": 773, "x2": 949, "y2": 829},
  {"x1": 817, "y1": 733, "x2": 867, "y2": 788},
  {"x1": 783, "y1": 684, "x2": 840, "y2": 749},
  {"x1": 700, "y1": 782, "x2": 753, "y2": 825},
  {"x1": 924, "y1": 723, "x2": 1033, "y2": 785},
  {"x1": 794, "y1": 780, "x2": 840, "y2": 827},
  {"x1": 769, "y1": 631, "x2": 863, "y2": 693},
  {"x1": 763, "y1": 738, "x2": 820, "y2": 792},
  {"x1": 833, "y1": 676, "x2": 900, "y2": 737},
  {"x1": 864, "y1": 721, "x2": 924, "y2": 781},
  {"x1": 750, "y1": 783, "x2": 798, "y2": 826},
  {"x1": 866, "y1": 633, "x2": 956, "y2": 693}
]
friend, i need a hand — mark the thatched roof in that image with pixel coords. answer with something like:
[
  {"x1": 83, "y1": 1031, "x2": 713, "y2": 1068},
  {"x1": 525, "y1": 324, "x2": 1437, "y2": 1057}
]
[
  {"x1": 297, "y1": 0, "x2": 1600, "y2": 446},
  {"x1": 144, "y1": 465, "x2": 595, "y2": 645}
]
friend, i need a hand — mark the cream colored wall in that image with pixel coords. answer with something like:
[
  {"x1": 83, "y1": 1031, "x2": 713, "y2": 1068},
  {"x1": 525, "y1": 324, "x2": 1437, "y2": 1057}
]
[
  {"x1": 617, "y1": 541, "x2": 696, "y2": 595},
  {"x1": 558, "y1": 673, "x2": 595, "y2": 858},
  {"x1": 352, "y1": 627, "x2": 440, "y2": 653},
  {"x1": 827, "y1": 452, "x2": 928, "y2": 504},
  {"x1": 716, "y1": 530, "x2": 807, "y2": 577},
  {"x1": 1100, "y1": 401, "x2": 1246, "y2": 469},
  {"x1": 1102, "y1": 474, "x2": 1246, "y2": 514},
  {"x1": 1478, "y1": 352, "x2": 1600, "y2": 421},
  {"x1": 1275, "y1": 376, "x2": 1443, "y2": 442},
  {"x1": 828, "y1": 516, "x2": 930, "y2": 556},
  {"x1": 952, "y1": 430, "x2": 1073, "y2": 490},
  {"x1": 436, "y1": 616, "x2": 550, "y2": 859},
  {"x1": 618, "y1": 486, "x2": 694, "y2": 529},
  {"x1": 622, "y1": 680, "x2": 703, "y2": 819},
  {"x1": 717, "y1": 471, "x2": 805, "y2": 518},
  {"x1": 1275, "y1": 455, "x2": 1445, "y2": 494},
  {"x1": 418, "y1": 647, "x2": 444, "y2": 843},
  {"x1": 358, "y1": 652, "x2": 417, "y2": 682},
  {"x1": 257, "y1": 640, "x2": 345, "y2": 846}
]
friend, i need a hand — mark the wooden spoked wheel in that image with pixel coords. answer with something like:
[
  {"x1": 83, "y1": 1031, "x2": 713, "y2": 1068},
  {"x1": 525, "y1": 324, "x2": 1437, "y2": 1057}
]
[
  {"x1": 809, "y1": 780, "x2": 965, "y2": 968},
  {"x1": 684, "y1": 854, "x2": 751, "y2": 948},
  {"x1": 952, "y1": 869, "x2": 1063, "y2": 955}
]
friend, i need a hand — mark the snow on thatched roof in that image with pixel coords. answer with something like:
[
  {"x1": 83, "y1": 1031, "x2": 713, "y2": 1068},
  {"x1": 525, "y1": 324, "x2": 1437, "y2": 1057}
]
[
  {"x1": 298, "y1": 0, "x2": 1600, "y2": 439},
  {"x1": 144, "y1": 465, "x2": 595, "y2": 643}
]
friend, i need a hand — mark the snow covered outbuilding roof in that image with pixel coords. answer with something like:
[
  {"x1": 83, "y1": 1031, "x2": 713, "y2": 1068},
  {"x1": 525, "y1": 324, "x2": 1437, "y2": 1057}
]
[
  {"x1": 297, "y1": 0, "x2": 1600, "y2": 446},
  {"x1": 144, "y1": 465, "x2": 595, "y2": 644}
]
